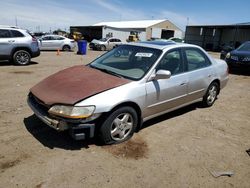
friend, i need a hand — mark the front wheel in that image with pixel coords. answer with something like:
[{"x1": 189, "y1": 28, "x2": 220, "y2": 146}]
[
  {"x1": 100, "y1": 45, "x2": 106, "y2": 51},
  {"x1": 99, "y1": 107, "x2": 138, "y2": 144},
  {"x1": 202, "y1": 82, "x2": 219, "y2": 107},
  {"x1": 13, "y1": 50, "x2": 31, "y2": 65}
]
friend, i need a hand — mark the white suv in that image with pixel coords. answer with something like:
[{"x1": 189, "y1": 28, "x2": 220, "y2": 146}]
[{"x1": 0, "y1": 26, "x2": 40, "y2": 65}]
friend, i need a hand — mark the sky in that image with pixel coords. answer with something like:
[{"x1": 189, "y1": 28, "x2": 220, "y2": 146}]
[{"x1": 1, "y1": 0, "x2": 250, "y2": 32}]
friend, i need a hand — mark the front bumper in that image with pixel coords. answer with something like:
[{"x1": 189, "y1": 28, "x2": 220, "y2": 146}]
[
  {"x1": 226, "y1": 58, "x2": 250, "y2": 68},
  {"x1": 31, "y1": 49, "x2": 40, "y2": 58},
  {"x1": 27, "y1": 94, "x2": 95, "y2": 140}
]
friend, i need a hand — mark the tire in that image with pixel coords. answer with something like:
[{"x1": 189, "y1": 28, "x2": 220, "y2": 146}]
[
  {"x1": 100, "y1": 45, "x2": 106, "y2": 51},
  {"x1": 99, "y1": 106, "x2": 138, "y2": 145},
  {"x1": 13, "y1": 50, "x2": 31, "y2": 65},
  {"x1": 62, "y1": 45, "x2": 70, "y2": 51},
  {"x1": 202, "y1": 82, "x2": 219, "y2": 107}
]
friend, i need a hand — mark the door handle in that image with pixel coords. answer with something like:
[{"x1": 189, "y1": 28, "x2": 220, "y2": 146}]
[
  {"x1": 8, "y1": 40, "x2": 15, "y2": 43},
  {"x1": 180, "y1": 82, "x2": 187, "y2": 86}
]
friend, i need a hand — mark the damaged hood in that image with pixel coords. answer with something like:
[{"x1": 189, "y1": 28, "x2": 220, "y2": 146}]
[{"x1": 30, "y1": 65, "x2": 130, "y2": 105}]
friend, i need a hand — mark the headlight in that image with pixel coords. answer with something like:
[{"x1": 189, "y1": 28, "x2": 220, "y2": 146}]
[
  {"x1": 48, "y1": 105, "x2": 95, "y2": 119},
  {"x1": 226, "y1": 52, "x2": 230, "y2": 59}
]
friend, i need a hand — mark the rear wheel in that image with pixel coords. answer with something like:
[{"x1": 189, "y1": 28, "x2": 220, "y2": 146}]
[
  {"x1": 99, "y1": 106, "x2": 138, "y2": 144},
  {"x1": 62, "y1": 45, "x2": 71, "y2": 51},
  {"x1": 202, "y1": 82, "x2": 219, "y2": 107},
  {"x1": 13, "y1": 50, "x2": 31, "y2": 65}
]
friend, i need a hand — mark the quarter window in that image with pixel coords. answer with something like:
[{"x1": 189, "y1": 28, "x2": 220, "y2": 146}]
[
  {"x1": 0, "y1": 29, "x2": 11, "y2": 38},
  {"x1": 184, "y1": 49, "x2": 211, "y2": 71},
  {"x1": 11, "y1": 30, "x2": 24, "y2": 37},
  {"x1": 156, "y1": 49, "x2": 183, "y2": 75}
]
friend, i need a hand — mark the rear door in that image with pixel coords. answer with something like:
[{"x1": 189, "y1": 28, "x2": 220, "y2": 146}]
[
  {"x1": 53, "y1": 36, "x2": 65, "y2": 49},
  {"x1": 40, "y1": 36, "x2": 56, "y2": 50},
  {"x1": 145, "y1": 48, "x2": 189, "y2": 118},
  {"x1": 0, "y1": 29, "x2": 13, "y2": 58},
  {"x1": 182, "y1": 48, "x2": 214, "y2": 101}
]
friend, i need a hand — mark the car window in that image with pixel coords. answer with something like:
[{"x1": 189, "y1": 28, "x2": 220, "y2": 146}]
[
  {"x1": 0, "y1": 29, "x2": 11, "y2": 38},
  {"x1": 57, "y1": 36, "x2": 65, "y2": 40},
  {"x1": 116, "y1": 39, "x2": 121, "y2": 42},
  {"x1": 50, "y1": 36, "x2": 57, "y2": 40},
  {"x1": 156, "y1": 49, "x2": 183, "y2": 75},
  {"x1": 109, "y1": 39, "x2": 116, "y2": 42},
  {"x1": 10, "y1": 30, "x2": 24, "y2": 37},
  {"x1": 184, "y1": 48, "x2": 211, "y2": 71},
  {"x1": 42, "y1": 36, "x2": 52, "y2": 40}
]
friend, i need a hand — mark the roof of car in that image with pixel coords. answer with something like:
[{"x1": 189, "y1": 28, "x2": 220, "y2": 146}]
[
  {"x1": 0, "y1": 25, "x2": 26, "y2": 31},
  {"x1": 126, "y1": 41, "x2": 196, "y2": 50}
]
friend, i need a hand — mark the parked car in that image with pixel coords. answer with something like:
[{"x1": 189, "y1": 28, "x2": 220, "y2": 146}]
[
  {"x1": 225, "y1": 41, "x2": 250, "y2": 69},
  {"x1": 27, "y1": 41, "x2": 229, "y2": 144},
  {"x1": 220, "y1": 44, "x2": 235, "y2": 60},
  {"x1": 89, "y1": 37, "x2": 122, "y2": 51},
  {"x1": 169, "y1": 37, "x2": 184, "y2": 43},
  {"x1": 38, "y1": 35, "x2": 75, "y2": 51},
  {"x1": 0, "y1": 26, "x2": 40, "y2": 65}
]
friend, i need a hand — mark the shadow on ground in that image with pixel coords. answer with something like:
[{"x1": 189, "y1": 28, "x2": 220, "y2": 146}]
[
  {"x1": 23, "y1": 114, "x2": 96, "y2": 150},
  {"x1": 24, "y1": 103, "x2": 202, "y2": 150},
  {"x1": 0, "y1": 60, "x2": 38, "y2": 66},
  {"x1": 229, "y1": 68, "x2": 250, "y2": 76},
  {"x1": 141, "y1": 103, "x2": 199, "y2": 130}
]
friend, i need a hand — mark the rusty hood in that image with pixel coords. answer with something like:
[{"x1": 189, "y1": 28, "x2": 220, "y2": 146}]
[{"x1": 30, "y1": 65, "x2": 130, "y2": 105}]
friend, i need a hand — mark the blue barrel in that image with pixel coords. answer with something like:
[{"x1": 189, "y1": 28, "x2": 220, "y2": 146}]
[{"x1": 77, "y1": 40, "x2": 87, "y2": 55}]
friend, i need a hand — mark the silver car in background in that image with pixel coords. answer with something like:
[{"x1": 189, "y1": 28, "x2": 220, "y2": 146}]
[
  {"x1": 28, "y1": 41, "x2": 229, "y2": 144},
  {"x1": 89, "y1": 37, "x2": 122, "y2": 51},
  {"x1": 0, "y1": 25, "x2": 40, "y2": 65},
  {"x1": 38, "y1": 35, "x2": 75, "y2": 51}
]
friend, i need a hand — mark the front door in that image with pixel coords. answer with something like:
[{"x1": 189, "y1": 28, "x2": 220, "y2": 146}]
[
  {"x1": 144, "y1": 49, "x2": 188, "y2": 118},
  {"x1": 0, "y1": 29, "x2": 13, "y2": 58}
]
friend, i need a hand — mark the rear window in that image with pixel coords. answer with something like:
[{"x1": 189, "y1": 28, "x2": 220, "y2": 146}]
[
  {"x1": 0, "y1": 29, "x2": 11, "y2": 38},
  {"x1": 11, "y1": 30, "x2": 24, "y2": 37}
]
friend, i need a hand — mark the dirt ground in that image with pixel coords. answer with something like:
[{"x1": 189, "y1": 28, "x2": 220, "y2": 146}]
[{"x1": 0, "y1": 50, "x2": 249, "y2": 188}]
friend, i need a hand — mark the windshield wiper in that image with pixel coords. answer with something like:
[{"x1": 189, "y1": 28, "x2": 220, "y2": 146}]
[{"x1": 89, "y1": 65, "x2": 124, "y2": 78}]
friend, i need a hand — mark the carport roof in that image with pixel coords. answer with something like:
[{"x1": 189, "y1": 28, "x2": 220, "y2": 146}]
[{"x1": 93, "y1": 19, "x2": 166, "y2": 29}]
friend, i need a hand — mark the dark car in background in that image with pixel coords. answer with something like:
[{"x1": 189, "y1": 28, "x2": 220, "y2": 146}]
[
  {"x1": 225, "y1": 41, "x2": 250, "y2": 70},
  {"x1": 220, "y1": 45, "x2": 235, "y2": 59}
]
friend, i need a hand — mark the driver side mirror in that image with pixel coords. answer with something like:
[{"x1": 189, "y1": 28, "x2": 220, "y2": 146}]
[{"x1": 149, "y1": 70, "x2": 171, "y2": 81}]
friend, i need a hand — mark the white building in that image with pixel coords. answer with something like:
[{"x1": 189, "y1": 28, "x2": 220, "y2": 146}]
[{"x1": 93, "y1": 19, "x2": 184, "y2": 42}]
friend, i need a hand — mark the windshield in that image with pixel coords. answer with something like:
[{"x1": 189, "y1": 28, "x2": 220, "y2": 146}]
[
  {"x1": 237, "y1": 42, "x2": 250, "y2": 51},
  {"x1": 89, "y1": 45, "x2": 162, "y2": 80}
]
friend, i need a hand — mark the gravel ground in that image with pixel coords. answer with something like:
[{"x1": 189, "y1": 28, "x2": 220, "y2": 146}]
[{"x1": 0, "y1": 50, "x2": 249, "y2": 188}]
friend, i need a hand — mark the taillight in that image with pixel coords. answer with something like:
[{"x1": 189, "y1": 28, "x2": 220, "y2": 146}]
[{"x1": 32, "y1": 37, "x2": 37, "y2": 42}]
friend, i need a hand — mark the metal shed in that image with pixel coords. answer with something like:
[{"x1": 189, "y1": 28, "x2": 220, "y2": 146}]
[{"x1": 185, "y1": 23, "x2": 250, "y2": 51}]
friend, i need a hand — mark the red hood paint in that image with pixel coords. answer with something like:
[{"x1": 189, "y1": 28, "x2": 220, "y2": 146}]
[{"x1": 30, "y1": 65, "x2": 130, "y2": 105}]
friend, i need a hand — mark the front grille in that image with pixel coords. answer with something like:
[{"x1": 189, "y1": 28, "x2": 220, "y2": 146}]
[
  {"x1": 242, "y1": 56, "x2": 250, "y2": 62},
  {"x1": 28, "y1": 93, "x2": 50, "y2": 114}
]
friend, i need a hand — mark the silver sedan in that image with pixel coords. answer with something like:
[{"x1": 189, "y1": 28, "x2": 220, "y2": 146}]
[
  {"x1": 28, "y1": 41, "x2": 229, "y2": 144},
  {"x1": 38, "y1": 35, "x2": 75, "y2": 51}
]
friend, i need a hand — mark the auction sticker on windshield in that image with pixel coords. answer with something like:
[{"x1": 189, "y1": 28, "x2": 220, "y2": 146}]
[{"x1": 135, "y1": 53, "x2": 153, "y2": 57}]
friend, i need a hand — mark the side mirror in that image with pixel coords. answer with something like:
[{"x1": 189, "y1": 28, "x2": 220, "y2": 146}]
[{"x1": 150, "y1": 70, "x2": 171, "y2": 81}]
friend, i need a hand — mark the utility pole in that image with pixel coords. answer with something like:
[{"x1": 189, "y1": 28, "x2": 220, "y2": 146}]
[{"x1": 15, "y1": 16, "x2": 18, "y2": 27}]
